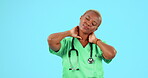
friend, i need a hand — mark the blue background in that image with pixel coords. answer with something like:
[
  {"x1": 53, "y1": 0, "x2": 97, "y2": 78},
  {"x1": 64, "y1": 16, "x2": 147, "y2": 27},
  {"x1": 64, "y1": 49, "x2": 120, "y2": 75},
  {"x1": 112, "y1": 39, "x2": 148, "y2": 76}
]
[{"x1": 0, "y1": 0, "x2": 148, "y2": 78}]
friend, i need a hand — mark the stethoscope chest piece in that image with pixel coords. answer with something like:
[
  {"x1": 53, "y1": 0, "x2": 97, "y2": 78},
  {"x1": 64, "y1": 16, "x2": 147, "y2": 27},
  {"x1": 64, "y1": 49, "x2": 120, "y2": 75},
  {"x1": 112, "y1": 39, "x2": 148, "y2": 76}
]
[{"x1": 88, "y1": 58, "x2": 94, "y2": 64}]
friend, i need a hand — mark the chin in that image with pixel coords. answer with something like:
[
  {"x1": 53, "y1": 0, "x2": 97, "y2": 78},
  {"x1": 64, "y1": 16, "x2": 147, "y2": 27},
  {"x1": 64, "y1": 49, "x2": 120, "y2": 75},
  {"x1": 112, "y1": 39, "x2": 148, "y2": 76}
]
[
  {"x1": 79, "y1": 25, "x2": 92, "y2": 34},
  {"x1": 81, "y1": 29, "x2": 91, "y2": 34}
]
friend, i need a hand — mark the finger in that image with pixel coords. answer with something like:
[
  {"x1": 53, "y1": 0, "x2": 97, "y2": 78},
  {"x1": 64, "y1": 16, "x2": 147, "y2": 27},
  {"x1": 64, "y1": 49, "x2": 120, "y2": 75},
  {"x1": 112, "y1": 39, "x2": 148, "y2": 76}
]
[
  {"x1": 72, "y1": 26, "x2": 77, "y2": 31},
  {"x1": 75, "y1": 26, "x2": 79, "y2": 32},
  {"x1": 74, "y1": 26, "x2": 78, "y2": 30},
  {"x1": 89, "y1": 33, "x2": 93, "y2": 37},
  {"x1": 76, "y1": 26, "x2": 79, "y2": 29},
  {"x1": 91, "y1": 32, "x2": 95, "y2": 37},
  {"x1": 91, "y1": 32, "x2": 95, "y2": 35}
]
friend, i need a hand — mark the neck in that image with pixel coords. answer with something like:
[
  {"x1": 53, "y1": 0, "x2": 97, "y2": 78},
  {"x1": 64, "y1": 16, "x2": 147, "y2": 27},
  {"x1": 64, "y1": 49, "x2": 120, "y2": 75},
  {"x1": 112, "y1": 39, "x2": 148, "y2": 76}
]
[{"x1": 78, "y1": 29, "x2": 89, "y2": 42}]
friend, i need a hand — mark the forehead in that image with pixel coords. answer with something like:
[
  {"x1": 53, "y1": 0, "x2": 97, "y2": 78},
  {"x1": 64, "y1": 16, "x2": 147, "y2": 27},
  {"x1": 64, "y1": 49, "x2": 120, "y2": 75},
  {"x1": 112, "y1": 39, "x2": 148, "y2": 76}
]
[{"x1": 83, "y1": 11, "x2": 100, "y2": 21}]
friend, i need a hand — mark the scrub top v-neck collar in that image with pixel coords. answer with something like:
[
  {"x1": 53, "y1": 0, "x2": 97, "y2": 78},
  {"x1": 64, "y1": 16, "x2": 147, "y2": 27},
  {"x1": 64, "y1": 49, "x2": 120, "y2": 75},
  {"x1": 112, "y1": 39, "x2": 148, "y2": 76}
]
[
  {"x1": 73, "y1": 38, "x2": 91, "y2": 56},
  {"x1": 74, "y1": 38, "x2": 90, "y2": 49}
]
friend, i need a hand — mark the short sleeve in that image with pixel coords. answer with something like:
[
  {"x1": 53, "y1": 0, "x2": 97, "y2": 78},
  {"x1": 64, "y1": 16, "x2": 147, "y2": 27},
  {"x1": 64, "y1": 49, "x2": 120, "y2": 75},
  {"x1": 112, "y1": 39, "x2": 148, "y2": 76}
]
[
  {"x1": 102, "y1": 57, "x2": 112, "y2": 64},
  {"x1": 96, "y1": 40, "x2": 112, "y2": 64},
  {"x1": 49, "y1": 38, "x2": 68, "y2": 57}
]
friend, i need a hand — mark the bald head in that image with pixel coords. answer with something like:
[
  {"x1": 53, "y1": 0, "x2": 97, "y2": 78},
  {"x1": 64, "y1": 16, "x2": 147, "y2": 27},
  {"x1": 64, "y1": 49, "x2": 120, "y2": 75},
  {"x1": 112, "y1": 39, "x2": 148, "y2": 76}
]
[{"x1": 82, "y1": 10, "x2": 102, "y2": 26}]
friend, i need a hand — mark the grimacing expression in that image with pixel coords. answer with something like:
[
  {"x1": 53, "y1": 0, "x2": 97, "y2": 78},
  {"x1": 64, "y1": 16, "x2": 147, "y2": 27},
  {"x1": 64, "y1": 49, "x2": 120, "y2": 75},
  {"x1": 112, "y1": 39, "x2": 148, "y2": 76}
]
[{"x1": 79, "y1": 11, "x2": 101, "y2": 34}]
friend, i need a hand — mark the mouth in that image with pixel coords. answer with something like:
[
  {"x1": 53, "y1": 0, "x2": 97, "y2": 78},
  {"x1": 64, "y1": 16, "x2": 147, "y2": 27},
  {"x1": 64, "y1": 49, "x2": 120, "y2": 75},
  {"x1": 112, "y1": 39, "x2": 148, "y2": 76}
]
[{"x1": 82, "y1": 23, "x2": 89, "y2": 30}]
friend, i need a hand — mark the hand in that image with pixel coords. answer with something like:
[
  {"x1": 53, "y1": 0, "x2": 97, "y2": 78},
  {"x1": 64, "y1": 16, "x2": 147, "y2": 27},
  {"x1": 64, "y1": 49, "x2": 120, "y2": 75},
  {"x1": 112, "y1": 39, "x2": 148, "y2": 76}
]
[
  {"x1": 89, "y1": 32, "x2": 98, "y2": 44},
  {"x1": 69, "y1": 26, "x2": 82, "y2": 39}
]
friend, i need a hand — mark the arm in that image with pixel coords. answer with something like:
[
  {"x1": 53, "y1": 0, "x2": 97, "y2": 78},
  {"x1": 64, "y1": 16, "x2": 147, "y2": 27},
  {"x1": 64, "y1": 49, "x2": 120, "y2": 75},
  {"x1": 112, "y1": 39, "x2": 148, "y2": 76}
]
[
  {"x1": 95, "y1": 39, "x2": 117, "y2": 59},
  {"x1": 89, "y1": 33, "x2": 117, "y2": 60},
  {"x1": 47, "y1": 31, "x2": 71, "y2": 51},
  {"x1": 47, "y1": 26, "x2": 82, "y2": 51}
]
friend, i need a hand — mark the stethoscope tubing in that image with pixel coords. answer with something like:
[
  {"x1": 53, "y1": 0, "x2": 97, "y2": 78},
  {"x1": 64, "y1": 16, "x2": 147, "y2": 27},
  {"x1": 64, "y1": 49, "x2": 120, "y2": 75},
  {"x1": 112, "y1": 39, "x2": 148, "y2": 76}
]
[{"x1": 68, "y1": 37, "x2": 94, "y2": 70}]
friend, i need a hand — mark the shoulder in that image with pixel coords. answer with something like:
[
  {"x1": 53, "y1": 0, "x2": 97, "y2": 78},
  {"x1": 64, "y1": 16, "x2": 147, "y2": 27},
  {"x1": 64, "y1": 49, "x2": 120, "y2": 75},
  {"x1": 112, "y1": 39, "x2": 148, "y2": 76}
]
[
  {"x1": 64, "y1": 37, "x2": 72, "y2": 40},
  {"x1": 63, "y1": 37, "x2": 72, "y2": 41},
  {"x1": 61, "y1": 37, "x2": 73, "y2": 44}
]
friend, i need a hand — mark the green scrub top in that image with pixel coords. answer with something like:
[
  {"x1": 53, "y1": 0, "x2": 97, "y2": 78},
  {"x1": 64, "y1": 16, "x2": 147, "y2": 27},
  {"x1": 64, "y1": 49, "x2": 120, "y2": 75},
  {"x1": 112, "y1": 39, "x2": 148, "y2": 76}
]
[{"x1": 49, "y1": 37, "x2": 112, "y2": 78}]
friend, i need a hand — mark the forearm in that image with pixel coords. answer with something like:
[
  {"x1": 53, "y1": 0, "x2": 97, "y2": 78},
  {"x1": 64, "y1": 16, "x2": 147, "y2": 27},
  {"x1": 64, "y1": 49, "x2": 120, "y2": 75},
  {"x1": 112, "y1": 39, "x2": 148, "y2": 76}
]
[
  {"x1": 96, "y1": 39, "x2": 117, "y2": 59},
  {"x1": 47, "y1": 26, "x2": 81, "y2": 51},
  {"x1": 47, "y1": 30, "x2": 70, "y2": 45}
]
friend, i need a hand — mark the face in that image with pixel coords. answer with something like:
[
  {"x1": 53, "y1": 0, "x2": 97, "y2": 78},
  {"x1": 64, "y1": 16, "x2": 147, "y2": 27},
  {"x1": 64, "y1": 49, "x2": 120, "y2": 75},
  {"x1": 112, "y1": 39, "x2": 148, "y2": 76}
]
[{"x1": 79, "y1": 11, "x2": 101, "y2": 34}]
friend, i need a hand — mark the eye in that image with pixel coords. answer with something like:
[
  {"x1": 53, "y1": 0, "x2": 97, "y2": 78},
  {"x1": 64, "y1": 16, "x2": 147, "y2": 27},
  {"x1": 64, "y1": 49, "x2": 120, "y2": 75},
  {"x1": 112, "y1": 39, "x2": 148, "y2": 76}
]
[
  {"x1": 85, "y1": 16, "x2": 90, "y2": 21},
  {"x1": 92, "y1": 21, "x2": 97, "y2": 26}
]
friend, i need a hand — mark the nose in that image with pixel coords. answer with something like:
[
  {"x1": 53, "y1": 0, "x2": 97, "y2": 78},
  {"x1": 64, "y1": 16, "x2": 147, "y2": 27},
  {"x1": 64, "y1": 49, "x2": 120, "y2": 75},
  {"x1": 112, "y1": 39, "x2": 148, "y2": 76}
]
[{"x1": 86, "y1": 21, "x2": 92, "y2": 27}]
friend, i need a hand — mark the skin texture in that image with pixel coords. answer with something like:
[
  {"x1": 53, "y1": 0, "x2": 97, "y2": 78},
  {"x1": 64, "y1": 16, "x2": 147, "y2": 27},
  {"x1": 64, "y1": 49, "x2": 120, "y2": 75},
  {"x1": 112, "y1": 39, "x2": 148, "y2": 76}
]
[{"x1": 47, "y1": 11, "x2": 117, "y2": 60}]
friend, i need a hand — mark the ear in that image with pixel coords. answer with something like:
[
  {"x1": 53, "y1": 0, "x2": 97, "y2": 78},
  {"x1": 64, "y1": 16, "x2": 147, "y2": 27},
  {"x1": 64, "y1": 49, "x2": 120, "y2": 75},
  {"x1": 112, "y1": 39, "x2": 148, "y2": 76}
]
[
  {"x1": 80, "y1": 15, "x2": 84, "y2": 20},
  {"x1": 80, "y1": 15, "x2": 82, "y2": 19},
  {"x1": 95, "y1": 27, "x2": 98, "y2": 30}
]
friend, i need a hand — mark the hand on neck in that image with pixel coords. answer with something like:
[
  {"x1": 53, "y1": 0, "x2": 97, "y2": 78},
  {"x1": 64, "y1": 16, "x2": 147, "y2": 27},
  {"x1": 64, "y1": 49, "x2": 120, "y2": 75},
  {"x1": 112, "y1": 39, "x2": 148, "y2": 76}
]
[{"x1": 78, "y1": 28, "x2": 89, "y2": 42}]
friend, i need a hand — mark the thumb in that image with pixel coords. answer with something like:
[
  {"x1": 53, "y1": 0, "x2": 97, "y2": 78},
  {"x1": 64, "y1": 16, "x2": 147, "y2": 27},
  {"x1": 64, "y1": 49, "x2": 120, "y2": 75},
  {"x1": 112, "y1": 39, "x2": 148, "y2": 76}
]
[{"x1": 73, "y1": 35, "x2": 82, "y2": 40}]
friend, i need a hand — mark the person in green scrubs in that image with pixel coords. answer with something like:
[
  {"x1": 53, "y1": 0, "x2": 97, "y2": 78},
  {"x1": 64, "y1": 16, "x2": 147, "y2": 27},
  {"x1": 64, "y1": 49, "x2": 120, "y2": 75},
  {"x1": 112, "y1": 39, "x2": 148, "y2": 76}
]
[{"x1": 47, "y1": 10, "x2": 117, "y2": 78}]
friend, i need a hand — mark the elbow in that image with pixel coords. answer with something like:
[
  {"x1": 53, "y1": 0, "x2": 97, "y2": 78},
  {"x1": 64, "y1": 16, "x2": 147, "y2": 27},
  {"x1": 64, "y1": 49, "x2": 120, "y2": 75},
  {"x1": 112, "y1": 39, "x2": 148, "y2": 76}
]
[
  {"x1": 112, "y1": 49, "x2": 117, "y2": 58},
  {"x1": 47, "y1": 34, "x2": 59, "y2": 47},
  {"x1": 47, "y1": 34, "x2": 53, "y2": 45}
]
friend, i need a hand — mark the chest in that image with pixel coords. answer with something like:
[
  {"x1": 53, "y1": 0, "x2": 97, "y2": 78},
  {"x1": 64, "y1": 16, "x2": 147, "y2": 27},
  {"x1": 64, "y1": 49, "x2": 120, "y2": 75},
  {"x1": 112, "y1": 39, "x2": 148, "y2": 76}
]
[{"x1": 79, "y1": 40, "x2": 89, "y2": 47}]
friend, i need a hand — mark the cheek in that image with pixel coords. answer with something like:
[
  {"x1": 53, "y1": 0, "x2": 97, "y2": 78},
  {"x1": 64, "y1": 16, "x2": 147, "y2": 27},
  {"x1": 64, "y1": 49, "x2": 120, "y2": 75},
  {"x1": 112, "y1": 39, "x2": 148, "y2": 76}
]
[
  {"x1": 80, "y1": 18, "x2": 86, "y2": 23},
  {"x1": 80, "y1": 20, "x2": 84, "y2": 25},
  {"x1": 91, "y1": 27, "x2": 97, "y2": 31}
]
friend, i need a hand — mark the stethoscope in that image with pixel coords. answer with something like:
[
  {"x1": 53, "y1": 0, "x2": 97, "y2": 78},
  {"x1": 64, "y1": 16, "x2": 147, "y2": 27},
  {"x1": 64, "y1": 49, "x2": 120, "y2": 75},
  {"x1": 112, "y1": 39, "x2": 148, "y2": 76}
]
[{"x1": 68, "y1": 37, "x2": 94, "y2": 70}]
